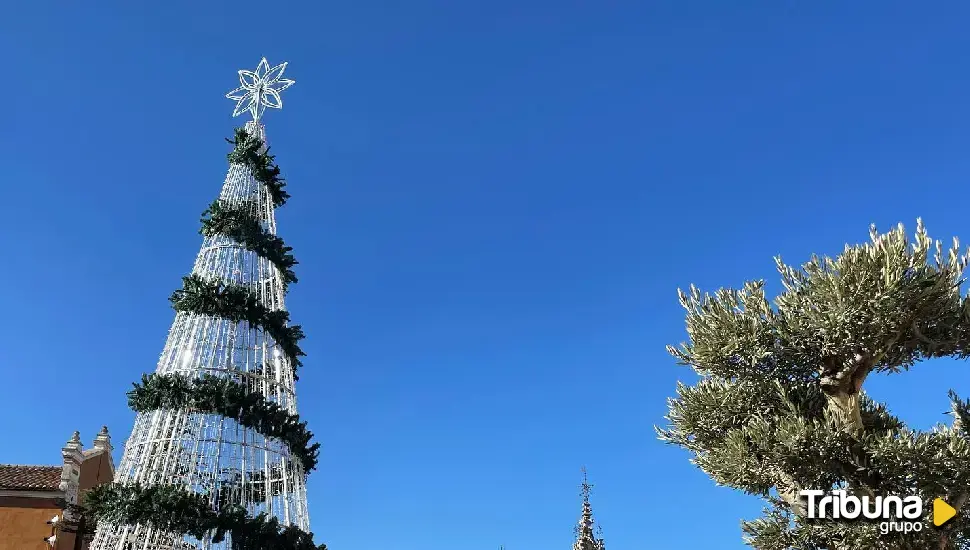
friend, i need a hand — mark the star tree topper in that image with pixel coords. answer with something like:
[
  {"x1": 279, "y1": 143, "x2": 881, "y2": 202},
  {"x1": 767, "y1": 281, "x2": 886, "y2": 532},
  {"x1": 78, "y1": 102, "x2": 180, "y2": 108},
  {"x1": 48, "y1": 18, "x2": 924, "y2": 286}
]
[{"x1": 226, "y1": 58, "x2": 295, "y2": 121}]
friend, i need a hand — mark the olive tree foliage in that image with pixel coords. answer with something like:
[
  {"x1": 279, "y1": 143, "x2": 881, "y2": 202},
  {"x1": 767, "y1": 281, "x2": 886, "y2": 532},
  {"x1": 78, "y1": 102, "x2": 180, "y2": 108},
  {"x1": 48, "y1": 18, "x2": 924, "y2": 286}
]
[{"x1": 658, "y1": 220, "x2": 970, "y2": 550}]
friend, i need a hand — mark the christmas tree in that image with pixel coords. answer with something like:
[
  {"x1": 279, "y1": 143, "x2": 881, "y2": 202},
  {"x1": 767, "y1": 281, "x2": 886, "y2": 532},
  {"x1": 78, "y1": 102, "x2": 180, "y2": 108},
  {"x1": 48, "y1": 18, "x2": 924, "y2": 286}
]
[
  {"x1": 572, "y1": 469, "x2": 606, "y2": 550},
  {"x1": 86, "y1": 58, "x2": 327, "y2": 550},
  {"x1": 659, "y1": 220, "x2": 970, "y2": 549}
]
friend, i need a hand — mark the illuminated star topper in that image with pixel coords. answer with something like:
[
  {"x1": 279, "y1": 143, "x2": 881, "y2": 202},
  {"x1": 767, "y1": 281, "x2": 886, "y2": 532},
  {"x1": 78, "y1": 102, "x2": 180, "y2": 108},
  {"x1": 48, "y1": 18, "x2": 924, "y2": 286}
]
[{"x1": 226, "y1": 58, "x2": 295, "y2": 121}]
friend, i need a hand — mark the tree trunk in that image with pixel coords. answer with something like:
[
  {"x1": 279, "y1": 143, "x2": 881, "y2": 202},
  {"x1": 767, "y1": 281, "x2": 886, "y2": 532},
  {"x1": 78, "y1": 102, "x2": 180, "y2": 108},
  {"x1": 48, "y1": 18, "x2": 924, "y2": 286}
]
[
  {"x1": 820, "y1": 352, "x2": 871, "y2": 435},
  {"x1": 825, "y1": 390, "x2": 865, "y2": 436}
]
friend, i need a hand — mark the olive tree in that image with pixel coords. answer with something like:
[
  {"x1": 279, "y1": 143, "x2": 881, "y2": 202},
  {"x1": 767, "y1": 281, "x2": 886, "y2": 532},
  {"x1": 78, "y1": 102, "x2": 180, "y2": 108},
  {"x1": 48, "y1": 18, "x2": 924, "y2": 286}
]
[{"x1": 659, "y1": 220, "x2": 970, "y2": 549}]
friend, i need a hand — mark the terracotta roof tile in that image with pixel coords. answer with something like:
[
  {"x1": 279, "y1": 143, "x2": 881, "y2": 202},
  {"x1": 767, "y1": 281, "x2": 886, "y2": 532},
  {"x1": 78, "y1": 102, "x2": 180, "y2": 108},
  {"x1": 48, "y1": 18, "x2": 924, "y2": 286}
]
[{"x1": 0, "y1": 465, "x2": 62, "y2": 491}]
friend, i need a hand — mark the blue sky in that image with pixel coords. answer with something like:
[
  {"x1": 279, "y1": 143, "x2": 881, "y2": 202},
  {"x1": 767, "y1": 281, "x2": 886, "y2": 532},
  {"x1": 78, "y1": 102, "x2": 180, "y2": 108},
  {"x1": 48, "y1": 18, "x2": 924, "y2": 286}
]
[{"x1": 3, "y1": 1, "x2": 970, "y2": 548}]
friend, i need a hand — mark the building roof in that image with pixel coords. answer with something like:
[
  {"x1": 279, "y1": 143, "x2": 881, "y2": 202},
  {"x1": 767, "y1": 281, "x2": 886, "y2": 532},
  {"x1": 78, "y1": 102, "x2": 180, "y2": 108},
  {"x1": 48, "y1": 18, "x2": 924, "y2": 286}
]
[{"x1": 0, "y1": 465, "x2": 62, "y2": 491}]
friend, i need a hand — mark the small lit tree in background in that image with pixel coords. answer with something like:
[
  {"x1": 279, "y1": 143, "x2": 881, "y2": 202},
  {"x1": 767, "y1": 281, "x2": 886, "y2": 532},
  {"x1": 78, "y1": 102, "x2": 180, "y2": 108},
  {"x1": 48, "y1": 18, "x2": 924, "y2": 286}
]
[
  {"x1": 572, "y1": 470, "x2": 606, "y2": 550},
  {"x1": 659, "y1": 220, "x2": 970, "y2": 549}
]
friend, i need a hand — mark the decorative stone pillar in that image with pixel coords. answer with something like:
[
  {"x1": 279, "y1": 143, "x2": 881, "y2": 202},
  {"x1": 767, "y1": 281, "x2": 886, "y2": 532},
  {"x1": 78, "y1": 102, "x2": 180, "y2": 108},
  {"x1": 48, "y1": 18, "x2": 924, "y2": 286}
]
[
  {"x1": 58, "y1": 432, "x2": 83, "y2": 523},
  {"x1": 92, "y1": 426, "x2": 112, "y2": 454},
  {"x1": 83, "y1": 427, "x2": 112, "y2": 546}
]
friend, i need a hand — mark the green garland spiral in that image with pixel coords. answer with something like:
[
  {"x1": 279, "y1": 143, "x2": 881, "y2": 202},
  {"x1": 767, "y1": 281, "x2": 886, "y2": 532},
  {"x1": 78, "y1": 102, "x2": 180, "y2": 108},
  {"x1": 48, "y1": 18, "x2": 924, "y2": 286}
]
[
  {"x1": 169, "y1": 274, "x2": 306, "y2": 374},
  {"x1": 128, "y1": 373, "x2": 319, "y2": 472},
  {"x1": 227, "y1": 128, "x2": 290, "y2": 207},
  {"x1": 85, "y1": 483, "x2": 328, "y2": 550},
  {"x1": 200, "y1": 199, "x2": 299, "y2": 289}
]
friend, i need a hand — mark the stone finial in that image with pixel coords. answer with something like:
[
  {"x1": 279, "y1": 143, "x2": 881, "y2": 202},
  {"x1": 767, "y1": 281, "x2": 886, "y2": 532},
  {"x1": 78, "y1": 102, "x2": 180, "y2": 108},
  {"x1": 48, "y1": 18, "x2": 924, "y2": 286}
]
[
  {"x1": 93, "y1": 426, "x2": 112, "y2": 453},
  {"x1": 62, "y1": 431, "x2": 83, "y2": 454}
]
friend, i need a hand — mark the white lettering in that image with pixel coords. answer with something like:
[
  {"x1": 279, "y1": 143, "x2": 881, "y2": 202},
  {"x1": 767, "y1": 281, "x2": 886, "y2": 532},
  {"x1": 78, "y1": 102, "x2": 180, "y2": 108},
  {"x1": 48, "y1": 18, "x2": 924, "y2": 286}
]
[
  {"x1": 883, "y1": 496, "x2": 903, "y2": 518},
  {"x1": 862, "y1": 496, "x2": 883, "y2": 519},
  {"x1": 820, "y1": 495, "x2": 835, "y2": 518},
  {"x1": 800, "y1": 490, "x2": 923, "y2": 523},
  {"x1": 902, "y1": 496, "x2": 922, "y2": 519},
  {"x1": 840, "y1": 492, "x2": 861, "y2": 519},
  {"x1": 800, "y1": 490, "x2": 825, "y2": 519}
]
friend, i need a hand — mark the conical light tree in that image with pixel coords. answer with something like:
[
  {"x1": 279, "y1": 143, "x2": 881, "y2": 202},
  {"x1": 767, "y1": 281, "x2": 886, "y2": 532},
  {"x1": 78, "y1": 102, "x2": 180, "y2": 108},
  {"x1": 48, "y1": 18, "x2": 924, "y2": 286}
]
[
  {"x1": 573, "y1": 469, "x2": 606, "y2": 550},
  {"x1": 86, "y1": 58, "x2": 327, "y2": 550}
]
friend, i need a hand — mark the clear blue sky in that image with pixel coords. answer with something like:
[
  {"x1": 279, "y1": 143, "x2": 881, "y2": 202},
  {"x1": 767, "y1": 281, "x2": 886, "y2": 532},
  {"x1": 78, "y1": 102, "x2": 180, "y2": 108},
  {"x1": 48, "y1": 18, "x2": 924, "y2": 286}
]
[{"x1": 2, "y1": 2, "x2": 970, "y2": 548}]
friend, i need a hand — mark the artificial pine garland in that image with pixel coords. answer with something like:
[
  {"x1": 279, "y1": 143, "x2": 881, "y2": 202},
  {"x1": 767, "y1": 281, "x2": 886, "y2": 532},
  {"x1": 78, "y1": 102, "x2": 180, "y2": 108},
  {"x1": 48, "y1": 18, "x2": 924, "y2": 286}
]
[
  {"x1": 200, "y1": 199, "x2": 299, "y2": 289},
  {"x1": 85, "y1": 483, "x2": 328, "y2": 550},
  {"x1": 95, "y1": 119, "x2": 321, "y2": 548},
  {"x1": 170, "y1": 274, "x2": 306, "y2": 373},
  {"x1": 128, "y1": 373, "x2": 319, "y2": 472},
  {"x1": 227, "y1": 128, "x2": 290, "y2": 207}
]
